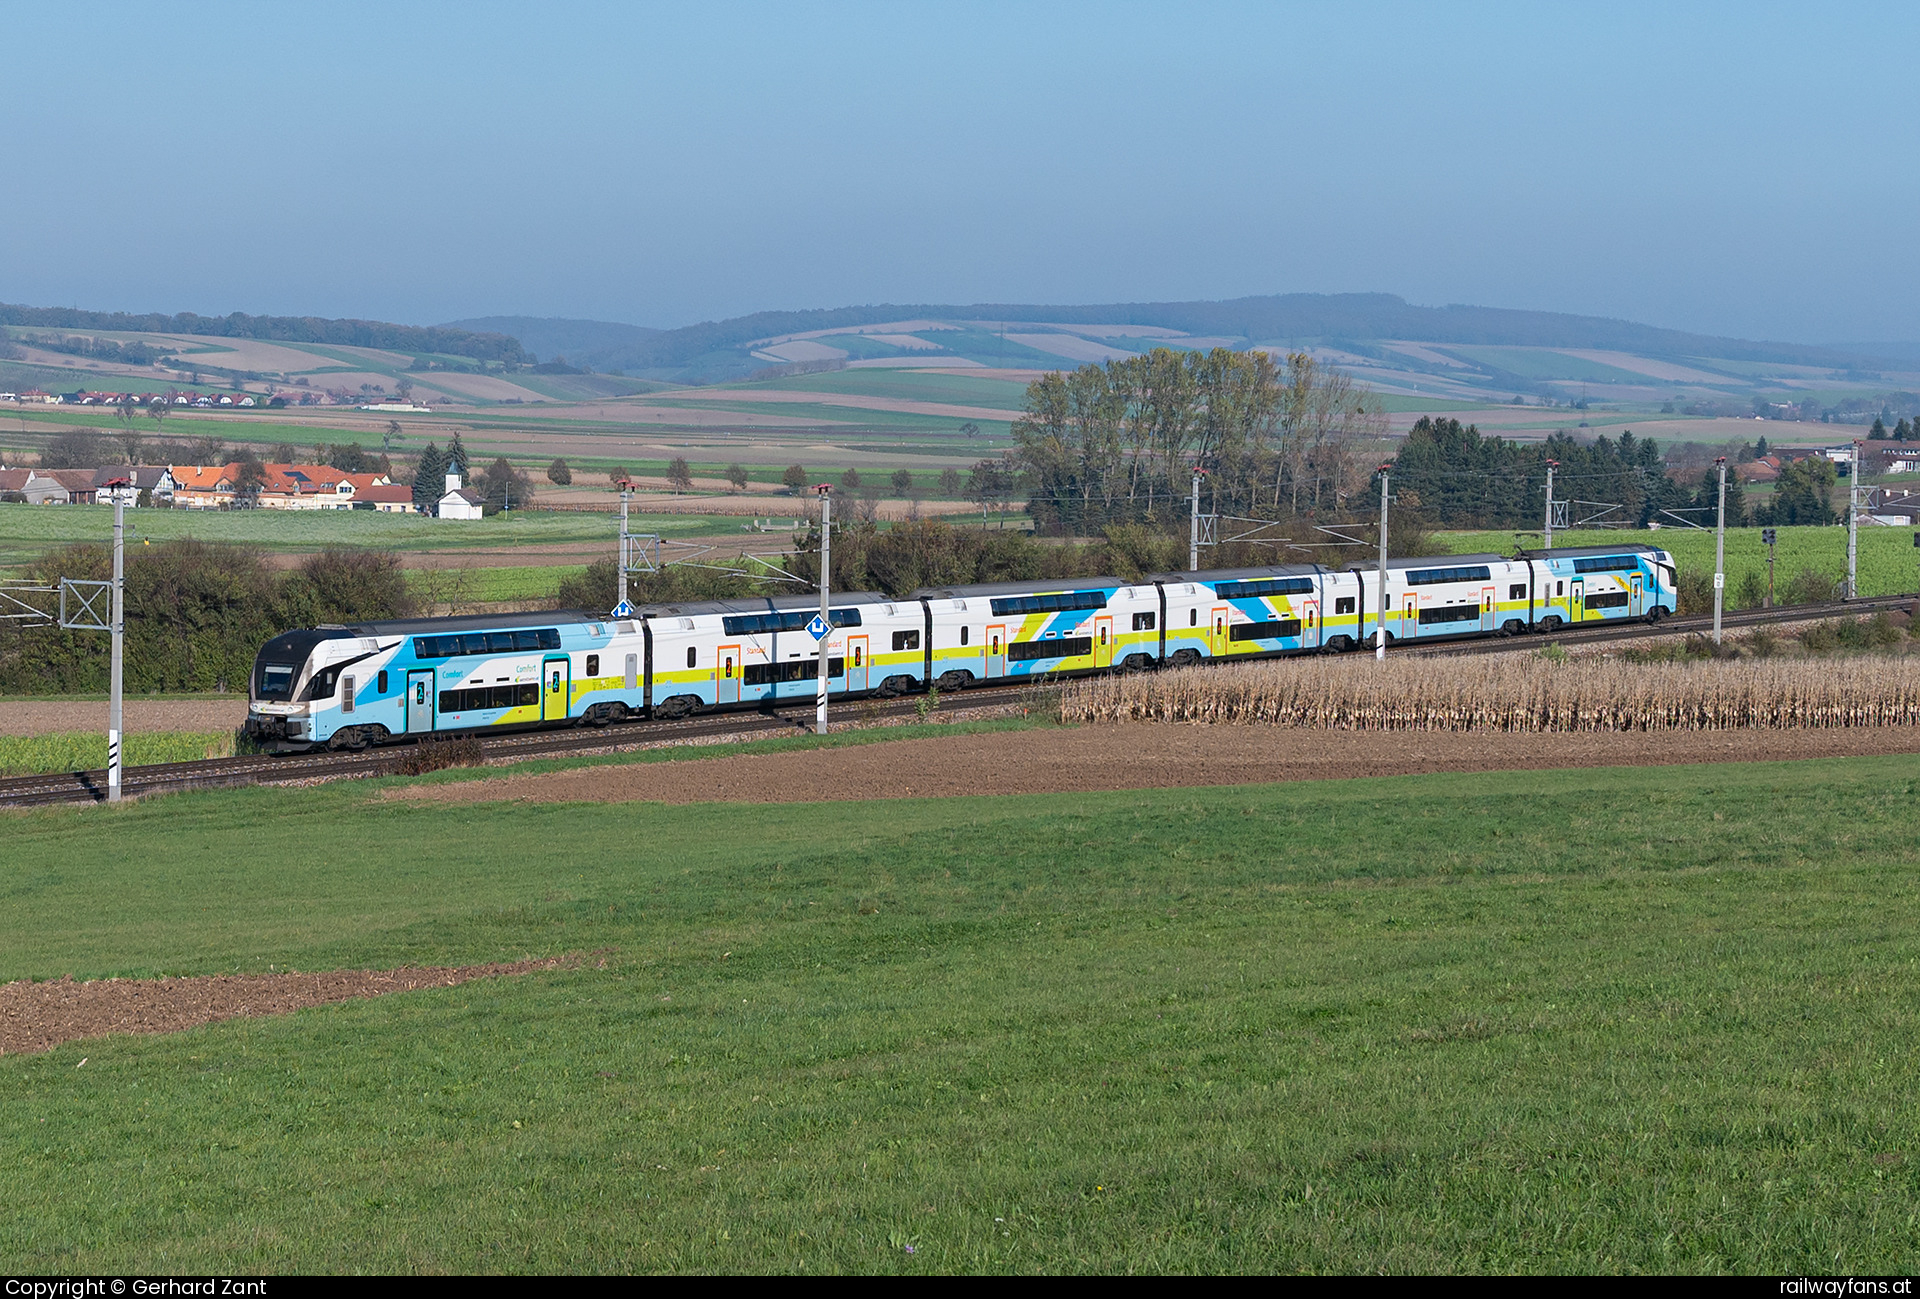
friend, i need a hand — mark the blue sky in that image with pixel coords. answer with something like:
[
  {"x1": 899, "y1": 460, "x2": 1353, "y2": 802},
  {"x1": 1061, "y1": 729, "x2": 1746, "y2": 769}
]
[{"x1": 8, "y1": 1, "x2": 1916, "y2": 343}]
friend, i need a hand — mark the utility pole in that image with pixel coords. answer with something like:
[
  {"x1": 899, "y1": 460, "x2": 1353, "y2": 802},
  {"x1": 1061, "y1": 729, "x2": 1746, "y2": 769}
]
[
  {"x1": 1763, "y1": 526, "x2": 1776, "y2": 608},
  {"x1": 1543, "y1": 460, "x2": 1557, "y2": 551},
  {"x1": 1189, "y1": 467, "x2": 1203, "y2": 572},
  {"x1": 815, "y1": 483, "x2": 832, "y2": 737},
  {"x1": 1713, "y1": 457, "x2": 1727, "y2": 645},
  {"x1": 1847, "y1": 440, "x2": 1860, "y2": 599},
  {"x1": 1376, "y1": 462, "x2": 1391, "y2": 662},
  {"x1": 614, "y1": 479, "x2": 632, "y2": 614},
  {"x1": 108, "y1": 490, "x2": 125, "y2": 804}
]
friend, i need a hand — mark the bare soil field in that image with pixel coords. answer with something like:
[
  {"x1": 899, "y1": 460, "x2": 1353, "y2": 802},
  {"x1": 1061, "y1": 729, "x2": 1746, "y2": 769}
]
[
  {"x1": 0, "y1": 955, "x2": 580, "y2": 1057},
  {"x1": 0, "y1": 699, "x2": 248, "y2": 736},
  {"x1": 639, "y1": 388, "x2": 1021, "y2": 423},
  {"x1": 397, "y1": 720, "x2": 1920, "y2": 806}
]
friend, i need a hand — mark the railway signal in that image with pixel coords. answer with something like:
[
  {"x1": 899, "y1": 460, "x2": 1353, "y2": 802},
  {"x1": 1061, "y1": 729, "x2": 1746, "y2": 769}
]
[{"x1": 1762, "y1": 527, "x2": 1777, "y2": 608}]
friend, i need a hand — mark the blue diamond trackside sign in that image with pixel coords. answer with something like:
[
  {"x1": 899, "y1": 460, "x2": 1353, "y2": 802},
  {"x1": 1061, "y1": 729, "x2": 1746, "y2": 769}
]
[{"x1": 807, "y1": 614, "x2": 829, "y2": 640}]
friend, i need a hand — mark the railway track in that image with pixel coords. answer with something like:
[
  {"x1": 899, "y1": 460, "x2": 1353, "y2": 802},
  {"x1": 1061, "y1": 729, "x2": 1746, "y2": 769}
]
[{"x1": 7, "y1": 593, "x2": 1913, "y2": 809}]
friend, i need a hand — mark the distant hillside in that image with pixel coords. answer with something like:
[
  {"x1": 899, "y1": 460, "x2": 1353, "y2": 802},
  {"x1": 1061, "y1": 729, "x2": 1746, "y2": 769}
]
[
  {"x1": 0, "y1": 303, "x2": 526, "y2": 364},
  {"x1": 440, "y1": 316, "x2": 660, "y2": 369},
  {"x1": 571, "y1": 293, "x2": 1867, "y2": 383}
]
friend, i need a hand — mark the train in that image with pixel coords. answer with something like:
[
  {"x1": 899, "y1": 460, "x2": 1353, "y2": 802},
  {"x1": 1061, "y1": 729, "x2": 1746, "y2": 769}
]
[{"x1": 244, "y1": 542, "x2": 1677, "y2": 751}]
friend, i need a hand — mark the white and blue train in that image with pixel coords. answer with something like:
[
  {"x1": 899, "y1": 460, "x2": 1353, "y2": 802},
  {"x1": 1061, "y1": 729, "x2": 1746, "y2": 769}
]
[{"x1": 246, "y1": 543, "x2": 1676, "y2": 750}]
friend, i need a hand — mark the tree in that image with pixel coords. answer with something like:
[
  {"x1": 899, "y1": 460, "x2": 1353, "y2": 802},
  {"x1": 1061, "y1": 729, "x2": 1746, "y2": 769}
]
[
  {"x1": 117, "y1": 429, "x2": 145, "y2": 466},
  {"x1": 147, "y1": 393, "x2": 172, "y2": 431},
  {"x1": 478, "y1": 457, "x2": 534, "y2": 514},
  {"x1": 609, "y1": 465, "x2": 629, "y2": 485},
  {"x1": 666, "y1": 456, "x2": 693, "y2": 493},
  {"x1": 547, "y1": 458, "x2": 572, "y2": 486},
  {"x1": 1768, "y1": 455, "x2": 1837, "y2": 525},
  {"x1": 967, "y1": 457, "x2": 1014, "y2": 525},
  {"x1": 233, "y1": 455, "x2": 268, "y2": 506},
  {"x1": 40, "y1": 428, "x2": 108, "y2": 469},
  {"x1": 383, "y1": 420, "x2": 402, "y2": 452},
  {"x1": 445, "y1": 432, "x2": 468, "y2": 480},
  {"x1": 938, "y1": 466, "x2": 961, "y2": 495},
  {"x1": 890, "y1": 468, "x2": 915, "y2": 495},
  {"x1": 395, "y1": 377, "x2": 414, "y2": 402},
  {"x1": 781, "y1": 464, "x2": 808, "y2": 494},
  {"x1": 1755, "y1": 435, "x2": 1769, "y2": 456},
  {"x1": 1897, "y1": 419, "x2": 1913, "y2": 443},
  {"x1": 960, "y1": 421, "x2": 980, "y2": 439},
  {"x1": 1870, "y1": 417, "x2": 1889, "y2": 440},
  {"x1": 725, "y1": 463, "x2": 749, "y2": 492},
  {"x1": 412, "y1": 442, "x2": 448, "y2": 514},
  {"x1": 841, "y1": 466, "x2": 862, "y2": 489}
]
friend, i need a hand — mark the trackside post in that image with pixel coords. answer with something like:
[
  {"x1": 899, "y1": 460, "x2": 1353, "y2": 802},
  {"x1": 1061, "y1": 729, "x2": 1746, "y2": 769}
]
[
  {"x1": 815, "y1": 483, "x2": 832, "y2": 736},
  {"x1": 1376, "y1": 462, "x2": 1391, "y2": 662}
]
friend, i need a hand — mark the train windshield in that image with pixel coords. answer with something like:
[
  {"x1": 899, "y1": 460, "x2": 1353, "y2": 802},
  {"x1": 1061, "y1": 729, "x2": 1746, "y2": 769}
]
[{"x1": 257, "y1": 663, "x2": 296, "y2": 701}]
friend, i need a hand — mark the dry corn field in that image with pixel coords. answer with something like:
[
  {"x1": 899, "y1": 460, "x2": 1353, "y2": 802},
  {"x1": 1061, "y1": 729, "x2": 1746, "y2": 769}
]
[{"x1": 1059, "y1": 656, "x2": 1920, "y2": 732}]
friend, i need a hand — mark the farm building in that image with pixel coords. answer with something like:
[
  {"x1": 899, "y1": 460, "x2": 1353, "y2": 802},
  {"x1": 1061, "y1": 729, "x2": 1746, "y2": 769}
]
[
  {"x1": 0, "y1": 469, "x2": 72, "y2": 504},
  {"x1": 355, "y1": 484, "x2": 417, "y2": 513}
]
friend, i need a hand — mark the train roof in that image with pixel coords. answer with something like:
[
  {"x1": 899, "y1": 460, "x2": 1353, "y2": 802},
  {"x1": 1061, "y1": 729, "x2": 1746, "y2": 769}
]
[
  {"x1": 1518, "y1": 543, "x2": 1668, "y2": 559},
  {"x1": 330, "y1": 609, "x2": 601, "y2": 636},
  {"x1": 1145, "y1": 563, "x2": 1327, "y2": 584},
  {"x1": 1343, "y1": 552, "x2": 1514, "y2": 571},
  {"x1": 634, "y1": 591, "x2": 898, "y2": 618},
  {"x1": 911, "y1": 577, "x2": 1134, "y2": 599}
]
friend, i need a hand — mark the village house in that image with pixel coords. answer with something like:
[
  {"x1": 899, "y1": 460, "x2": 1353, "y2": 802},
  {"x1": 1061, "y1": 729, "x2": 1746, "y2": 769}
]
[
  {"x1": 170, "y1": 464, "x2": 241, "y2": 508},
  {"x1": 355, "y1": 483, "x2": 417, "y2": 513},
  {"x1": 94, "y1": 466, "x2": 177, "y2": 505},
  {"x1": 0, "y1": 468, "x2": 72, "y2": 504}
]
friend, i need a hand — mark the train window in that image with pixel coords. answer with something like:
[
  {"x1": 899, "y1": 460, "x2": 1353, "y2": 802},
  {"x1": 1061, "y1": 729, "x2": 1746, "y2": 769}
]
[
  {"x1": 1587, "y1": 591, "x2": 1630, "y2": 609},
  {"x1": 1335, "y1": 597, "x2": 1355, "y2": 615},
  {"x1": 1509, "y1": 584, "x2": 1526, "y2": 600},
  {"x1": 1573, "y1": 556, "x2": 1639, "y2": 574},
  {"x1": 586, "y1": 654, "x2": 600, "y2": 677},
  {"x1": 1556, "y1": 581, "x2": 1565, "y2": 596},
  {"x1": 1406, "y1": 565, "x2": 1493, "y2": 586},
  {"x1": 1229, "y1": 619, "x2": 1302, "y2": 642},
  {"x1": 989, "y1": 591, "x2": 1107, "y2": 616},
  {"x1": 854, "y1": 645, "x2": 863, "y2": 666},
  {"x1": 960, "y1": 626, "x2": 969, "y2": 646},
  {"x1": 414, "y1": 628, "x2": 561, "y2": 658},
  {"x1": 304, "y1": 669, "x2": 338, "y2": 701},
  {"x1": 549, "y1": 670, "x2": 562, "y2": 693},
  {"x1": 488, "y1": 632, "x2": 519, "y2": 653},
  {"x1": 687, "y1": 646, "x2": 697, "y2": 669},
  {"x1": 512, "y1": 630, "x2": 543, "y2": 651},
  {"x1": 721, "y1": 609, "x2": 862, "y2": 635},
  {"x1": 1190, "y1": 609, "x2": 1198, "y2": 626},
  {"x1": 1214, "y1": 578, "x2": 1313, "y2": 599},
  {"x1": 377, "y1": 670, "x2": 388, "y2": 693},
  {"x1": 1007, "y1": 636, "x2": 1093, "y2": 662},
  {"x1": 341, "y1": 676, "x2": 354, "y2": 712},
  {"x1": 892, "y1": 629, "x2": 921, "y2": 652},
  {"x1": 258, "y1": 663, "x2": 295, "y2": 701},
  {"x1": 724, "y1": 656, "x2": 733, "y2": 678},
  {"x1": 1418, "y1": 605, "x2": 1480, "y2": 626},
  {"x1": 1132, "y1": 611, "x2": 1155, "y2": 630},
  {"x1": 744, "y1": 657, "x2": 844, "y2": 685}
]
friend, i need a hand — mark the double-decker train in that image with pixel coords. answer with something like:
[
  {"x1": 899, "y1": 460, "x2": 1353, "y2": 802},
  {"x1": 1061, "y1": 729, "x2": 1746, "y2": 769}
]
[{"x1": 245, "y1": 543, "x2": 1676, "y2": 751}]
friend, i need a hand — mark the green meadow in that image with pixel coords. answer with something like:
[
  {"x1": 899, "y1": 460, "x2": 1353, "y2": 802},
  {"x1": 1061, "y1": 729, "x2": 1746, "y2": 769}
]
[
  {"x1": 1437, "y1": 525, "x2": 1920, "y2": 602},
  {"x1": 2, "y1": 741, "x2": 1917, "y2": 1272}
]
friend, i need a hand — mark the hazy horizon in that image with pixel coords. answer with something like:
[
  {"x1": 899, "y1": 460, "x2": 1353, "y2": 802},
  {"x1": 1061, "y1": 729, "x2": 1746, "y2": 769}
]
[{"x1": 9, "y1": 1, "x2": 1918, "y2": 347}]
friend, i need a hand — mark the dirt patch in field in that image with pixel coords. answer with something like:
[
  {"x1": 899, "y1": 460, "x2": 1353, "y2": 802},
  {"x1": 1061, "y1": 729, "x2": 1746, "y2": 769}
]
[
  {"x1": 395, "y1": 721, "x2": 1920, "y2": 806},
  {"x1": 0, "y1": 954, "x2": 583, "y2": 1057},
  {"x1": 0, "y1": 699, "x2": 249, "y2": 737}
]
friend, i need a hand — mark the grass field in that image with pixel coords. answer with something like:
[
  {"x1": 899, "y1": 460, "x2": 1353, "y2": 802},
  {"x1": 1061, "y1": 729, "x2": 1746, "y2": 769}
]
[
  {"x1": 412, "y1": 564, "x2": 584, "y2": 604},
  {"x1": 1436, "y1": 526, "x2": 1920, "y2": 602},
  {"x1": 0, "y1": 729, "x2": 235, "y2": 775},
  {"x1": 3, "y1": 743, "x2": 1918, "y2": 1271}
]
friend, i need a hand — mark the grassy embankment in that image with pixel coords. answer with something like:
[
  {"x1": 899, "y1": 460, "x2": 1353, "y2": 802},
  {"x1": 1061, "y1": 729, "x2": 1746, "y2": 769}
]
[
  {"x1": 1436, "y1": 525, "x2": 1920, "y2": 601},
  {"x1": 2, "y1": 746, "x2": 1918, "y2": 1271},
  {"x1": 0, "y1": 730, "x2": 237, "y2": 776}
]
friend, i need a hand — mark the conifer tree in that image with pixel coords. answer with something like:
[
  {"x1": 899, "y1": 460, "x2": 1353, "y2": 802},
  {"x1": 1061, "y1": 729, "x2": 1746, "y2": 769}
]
[{"x1": 412, "y1": 441, "x2": 447, "y2": 514}]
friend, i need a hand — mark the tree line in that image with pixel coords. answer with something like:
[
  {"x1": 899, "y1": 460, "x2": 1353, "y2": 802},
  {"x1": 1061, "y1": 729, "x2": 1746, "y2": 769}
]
[{"x1": 0, "y1": 545, "x2": 412, "y2": 694}]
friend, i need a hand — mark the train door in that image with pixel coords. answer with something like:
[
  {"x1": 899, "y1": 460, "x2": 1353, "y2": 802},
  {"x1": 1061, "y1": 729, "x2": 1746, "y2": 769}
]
[
  {"x1": 541, "y1": 656, "x2": 570, "y2": 722},
  {"x1": 1211, "y1": 606, "x2": 1227, "y2": 656},
  {"x1": 1571, "y1": 580, "x2": 1585, "y2": 623},
  {"x1": 1630, "y1": 573, "x2": 1643, "y2": 617},
  {"x1": 847, "y1": 635, "x2": 868, "y2": 691},
  {"x1": 1480, "y1": 585, "x2": 1496, "y2": 632},
  {"x1": 987, "y1": 625, "x2": 1006, "y2": 678},
  {"x1": 1302, "y1": 599, "x2": 1319, "y2": 649},
  {"x1": 1403, "y1": 593, "x2": 1418, "y2": 640},
  {"x1": 406, "y1": 669, "x2": 434, "y2": 733},
  {"x1": 716, "y1": 643, "x2": 740, "y2": 704},
  {"x1": 1093, "y1": 616, "x2": 1113, "y2": 668}
]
